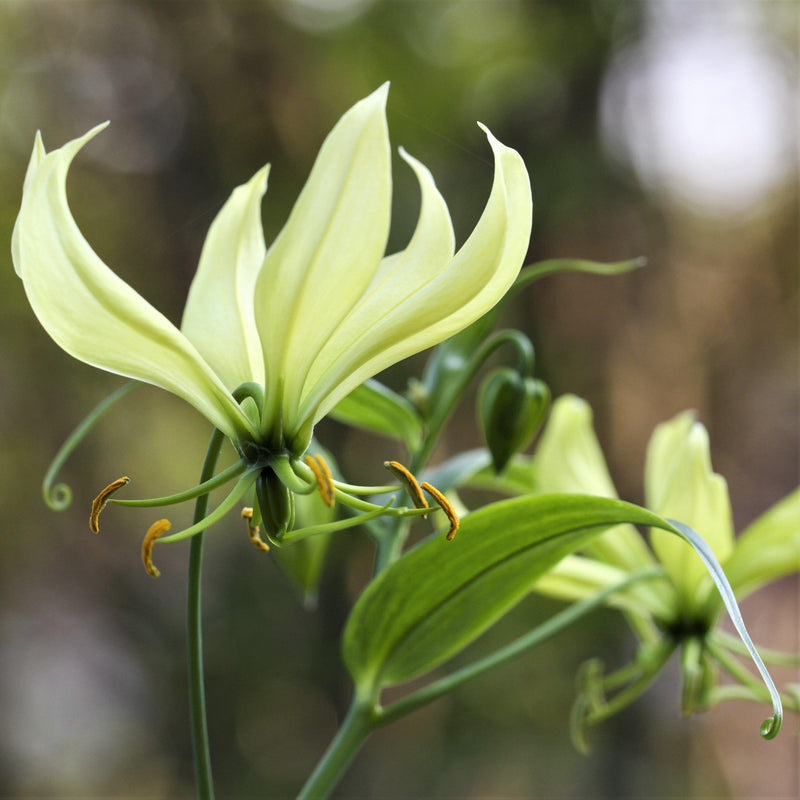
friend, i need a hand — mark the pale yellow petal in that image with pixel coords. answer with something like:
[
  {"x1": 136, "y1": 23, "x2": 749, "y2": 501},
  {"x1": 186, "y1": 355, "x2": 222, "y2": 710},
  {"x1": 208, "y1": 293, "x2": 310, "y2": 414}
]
[
  {"x1": 297, "y1": 125, "x2": 531, "y2": 440},
  {"x1": 182, "y1": 165, "x2": 269, "y2": 391},
  {"x1": 253, "y1": 84, "x2": 392, "y2": 443},
  {"x1": 645, "y1": 413, "x2": 734, "y2": 606},
  {"x1": 531, "y1": 395, "x2": 657, "y2": 572},
  {"x1": 12, "y1": 126, "x2": 256, "y2": 443}
]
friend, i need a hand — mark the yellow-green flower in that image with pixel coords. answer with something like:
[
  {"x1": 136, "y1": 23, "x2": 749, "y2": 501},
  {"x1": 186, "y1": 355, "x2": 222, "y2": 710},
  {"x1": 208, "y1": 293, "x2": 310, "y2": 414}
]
[
  {"x1": 527, "y1": 395, "x2": 799, "y2": 738},
  {"x1": 12, "y1": 84, "x2": 531, "y2": 458},
  {"x1": 13, "y1": 86, "x2": 532, "y2": 558}
]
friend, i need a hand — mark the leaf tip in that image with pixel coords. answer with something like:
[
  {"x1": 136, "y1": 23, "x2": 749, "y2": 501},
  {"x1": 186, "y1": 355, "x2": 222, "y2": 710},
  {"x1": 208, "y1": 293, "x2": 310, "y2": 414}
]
[{"x1": 760, "y1": 711, "x2": 782, "y2": 740}]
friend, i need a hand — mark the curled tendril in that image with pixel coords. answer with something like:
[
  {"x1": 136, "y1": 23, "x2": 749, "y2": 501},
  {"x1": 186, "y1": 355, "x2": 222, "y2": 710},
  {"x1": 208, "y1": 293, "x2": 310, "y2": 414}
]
[
  {"x1": 42, "y1": 381, "x2": 138, "y2": 511},
  {"x1": 760, "y1": 715, "x2": 781, "y2": 739},
  {"x1": 43, "y1": 482, "x2": 72, "y2": 511}
]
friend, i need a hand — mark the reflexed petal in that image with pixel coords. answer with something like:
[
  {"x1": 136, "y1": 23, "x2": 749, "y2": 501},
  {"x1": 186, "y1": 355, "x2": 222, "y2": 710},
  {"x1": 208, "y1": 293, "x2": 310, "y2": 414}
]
[
  {"x1": 531, "y1": 395, "x2": 657, "y2": 572},
  {"x1": 11, "y1": 131, "x2": 46, "y2": 271},
  {"x1": 297, "y1": 125, "x2": 531, "y2": 439},
  {"x1": 254, "y1": 84, "x2": 392, "y2": 441},
  {"x1": 645, "y1": 412, "x2": 734, "y2": 605},
  {"x1": 12, "y1": 126, "x2": 256, "y2": 443},
  {"x1": 532, "y1": 395, "x2": 618, "y2": 498},
  {"x1": 296, "y1": 146, "x2": 455, "y2": 430},
  {"x1": 182, "y1": 165, "x2": 269, "y2": 391}
]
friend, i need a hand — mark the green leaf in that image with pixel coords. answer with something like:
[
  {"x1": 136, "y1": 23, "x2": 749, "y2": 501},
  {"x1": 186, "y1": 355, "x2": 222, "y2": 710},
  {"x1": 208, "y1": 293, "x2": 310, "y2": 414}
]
[
  {"x1": 343, "y1": 495, "x2": 782, "y2": 740},
  {"x1": 328, "y1": 379, "x2": 424, "y2": 448},
  {"x1": 343, "y1": 494, "x2": 677, "y2": 694}
]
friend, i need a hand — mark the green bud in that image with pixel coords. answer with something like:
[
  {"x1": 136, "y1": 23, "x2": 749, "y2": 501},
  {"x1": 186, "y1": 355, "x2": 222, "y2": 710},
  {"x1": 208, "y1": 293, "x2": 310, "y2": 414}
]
[
  {"x1": 256, "y1": 467, "x2": 295, "y2": 541},
  {"x1": 479, "y1": 368, "x2": 550, "y2": 473}
]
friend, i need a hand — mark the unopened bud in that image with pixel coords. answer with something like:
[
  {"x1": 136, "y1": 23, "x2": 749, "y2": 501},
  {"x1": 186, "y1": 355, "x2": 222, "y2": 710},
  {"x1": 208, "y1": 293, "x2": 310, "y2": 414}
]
[
  {"x1": 256, "y1": 467, "x2": 295, "y2": 541},
  {"x1": 479, "y1": 368, "x2": 550, "y2": 473}
]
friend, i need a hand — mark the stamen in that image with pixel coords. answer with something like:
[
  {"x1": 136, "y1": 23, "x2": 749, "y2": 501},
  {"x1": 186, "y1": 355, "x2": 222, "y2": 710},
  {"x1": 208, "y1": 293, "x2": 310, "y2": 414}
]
[
  {"x1": 242, "y1": 507, "x2": 269, "y2": 552},
  {"x1": 142, "y1": 519, "x2": 170, "y2": 578},
  {"x1": 421, "y1": 482, "x2": 460, "y2": 540},
  {"x1": 384, "y1": 461, "x2": 428, "y2": 516},
  {"x1": 90, "y1": 476, "x2": 130, "y2": 534},
  {"x1": 304, "y1": 455, "x2": 336, "y2": 507}
]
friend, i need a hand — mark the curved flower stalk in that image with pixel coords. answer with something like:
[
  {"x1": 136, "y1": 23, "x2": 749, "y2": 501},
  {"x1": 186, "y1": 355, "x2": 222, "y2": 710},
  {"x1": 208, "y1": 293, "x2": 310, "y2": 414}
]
[
  {"x1": 526, "y1": 395, "x2": 799, "y2": 743},
  {"x1": 13, "y1": 84, "x2": 532, "y2": 563}
]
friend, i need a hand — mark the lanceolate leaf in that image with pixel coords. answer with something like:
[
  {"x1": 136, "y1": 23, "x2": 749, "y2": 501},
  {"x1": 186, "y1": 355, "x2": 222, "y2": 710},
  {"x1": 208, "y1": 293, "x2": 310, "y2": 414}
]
[
  {"x1": 342, "y1": 494, "x2": 782, "y2": 739},
  {"x1": 329, "y1": 379, "x2": 424, "y2": 448},
  {"x1": 345, "y1": 495, "x2": 674, "y2": 692}
]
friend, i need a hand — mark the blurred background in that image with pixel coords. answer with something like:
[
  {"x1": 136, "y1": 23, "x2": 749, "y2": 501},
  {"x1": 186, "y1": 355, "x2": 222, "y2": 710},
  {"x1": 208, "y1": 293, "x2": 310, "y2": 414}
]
[{"x1": 0, "y1": 1, "x2": 797, "y2": 797}]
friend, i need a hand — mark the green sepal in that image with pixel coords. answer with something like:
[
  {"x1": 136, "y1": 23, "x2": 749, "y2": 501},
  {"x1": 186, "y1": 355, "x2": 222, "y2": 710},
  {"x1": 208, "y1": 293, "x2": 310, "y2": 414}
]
[
  {"x1": 256, "y1": 467, "x2": 295, "y2": 541},
  {"x1": 269, "y1": 443, "x2": 340, "y2": 609},
  {"x1": 680, "y1": 637, "x2": 717, "y2": 716},
  {"x1": 328, "y1": 379, "x2": 424, "y2": 449},
  {"x1": 479, "y1": 368, "x2": 549, "y2": 473}
]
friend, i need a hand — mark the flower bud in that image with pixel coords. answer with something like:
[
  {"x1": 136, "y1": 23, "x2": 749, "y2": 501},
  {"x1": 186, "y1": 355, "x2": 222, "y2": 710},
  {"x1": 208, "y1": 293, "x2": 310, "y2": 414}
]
[
  {"x1": 256, "y1": 467, "x2": 295, "y2": 541},
  {"x1": 479, "y1": 368, "x2": 550, "y2": 473}
]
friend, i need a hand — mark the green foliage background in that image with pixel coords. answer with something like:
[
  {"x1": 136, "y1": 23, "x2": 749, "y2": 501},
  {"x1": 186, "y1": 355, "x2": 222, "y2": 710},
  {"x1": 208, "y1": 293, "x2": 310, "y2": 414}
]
[{"x1": 0, "y1": 1, "x2": 796, "y2": 797}]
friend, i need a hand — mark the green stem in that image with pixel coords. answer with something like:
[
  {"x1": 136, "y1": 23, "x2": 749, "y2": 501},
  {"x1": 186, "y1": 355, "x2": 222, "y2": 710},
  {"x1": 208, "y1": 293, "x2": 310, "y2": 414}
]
[
  {"x1": 187, "y1": 427, "x2": 226, "y2": 800},
  {"x1": 296, "y1": 698, "x2": 375, "y2": 800},
  {"x1": 373, "y1": 517, "x2": 411, "y2": 574},
  {"x1": 414, "y1": 329, "x2": 534, "y2": 471}
]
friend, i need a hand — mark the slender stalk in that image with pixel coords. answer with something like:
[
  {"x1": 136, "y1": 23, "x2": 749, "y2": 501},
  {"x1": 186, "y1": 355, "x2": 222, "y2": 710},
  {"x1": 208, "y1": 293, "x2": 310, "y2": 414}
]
[
  {"x1": 187, "y1": 427, "x2": 226, "y2": 800},
  {"x1": 373, "y1": 517, "x2": 410, "y2": 574},
  {"x1": 296, "y1": 699, "x2": 375, "y2": 800},
  {"x1": 413, "y1": 329, "x2": 534, "y2": 471}
]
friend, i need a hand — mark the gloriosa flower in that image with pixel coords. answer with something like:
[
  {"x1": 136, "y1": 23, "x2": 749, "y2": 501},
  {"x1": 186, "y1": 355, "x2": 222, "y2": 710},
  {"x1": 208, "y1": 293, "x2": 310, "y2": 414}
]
[
  {"x1": 528, "y1": 395, "x2": 799, "y2": 742},
  {"x1": 13, "y1": 85, "x2": 532, "y2": 566}
]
